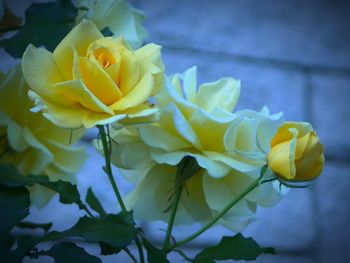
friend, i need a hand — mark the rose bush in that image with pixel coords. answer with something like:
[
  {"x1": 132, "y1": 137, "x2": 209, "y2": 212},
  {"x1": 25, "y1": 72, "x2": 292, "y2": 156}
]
[
  {"x1": 22, "y1": 20, "x2": 164, "y2": 129},
  {"x1": 95, "y1": 67, "x2": 286, "y2": 232},
  {"x1": 0, "y1": 65, "x2": 86, "y2": 207},
  {"x1": 268, "y1": 122, "x2": 324, "y2": 181}
]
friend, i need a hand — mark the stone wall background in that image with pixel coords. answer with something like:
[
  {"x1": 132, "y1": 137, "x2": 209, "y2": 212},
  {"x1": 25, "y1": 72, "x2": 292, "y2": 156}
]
[{"x1": 1, "y1": 0, "x2": 350, "y2": 262}]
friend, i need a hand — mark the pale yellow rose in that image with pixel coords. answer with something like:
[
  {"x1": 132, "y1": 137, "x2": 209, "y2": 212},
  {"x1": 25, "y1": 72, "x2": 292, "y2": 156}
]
[
  {"x1": 95, "y1": 67, "x2": 287, "y2": 232},
  {"x1": 268, "y1": 122, "x2": 324, "y2": 181},
  {"x1": 76, "y1": 0, "x2": 148, "y2": 48},
  {"x1": 0, "y1": 65, "x2": 87, "y2": 207},
  {"x1": 22, "y1": 20, "x2": 164, "y2": 129}
]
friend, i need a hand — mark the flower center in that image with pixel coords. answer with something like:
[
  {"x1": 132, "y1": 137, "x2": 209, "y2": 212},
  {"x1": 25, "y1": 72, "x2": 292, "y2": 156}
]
[{"x1": 92, "y1": 47, "x2": 116, "y2": 69}]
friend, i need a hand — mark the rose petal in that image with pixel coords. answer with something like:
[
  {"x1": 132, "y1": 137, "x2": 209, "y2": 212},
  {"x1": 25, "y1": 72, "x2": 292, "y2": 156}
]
[
  {"x1": 125, "y1": 164, "x2": 194, "y2": 224},
  {"x1": 76, "y1": 56, "x2": 122, "y2": 105},
  {"x1": 110, "y1": 73, "x2": 154, "y2": 111},
  {"x1": 53, "y1": 20, "x2": 103, "y2": 80},
  {"x1": 119, "y1": 48, "x2": 140, "y2": 94},
  {"x1": 196, "y1": 77, "x2": 240, "y2": 113},
  {"x1": 22, "y1": 45, "x2": 70, "y2": 104},
  {"x1": 53, "y1": 80, "x2": 114, "y2": 114}
]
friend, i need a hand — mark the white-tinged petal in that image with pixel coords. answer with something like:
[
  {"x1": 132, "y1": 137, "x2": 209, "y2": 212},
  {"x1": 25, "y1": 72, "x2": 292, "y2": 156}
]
[
  {"x1": 125, "y1": 164, "x2": 195, "y2": 224},
  {"x1": 196, "y1": 77, "x2": 240, "y2": 113},
  {"x1": 138, "y1": 125, "x2": 191, "y2": 151},
  {"x1": 168, "y1": 103, "x2": 201, "y2": 148}
]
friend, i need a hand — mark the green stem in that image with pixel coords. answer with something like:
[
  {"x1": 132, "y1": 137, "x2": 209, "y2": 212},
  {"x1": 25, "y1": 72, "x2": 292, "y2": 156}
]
[
  {"x1": 162, "y1": 185, "x2": 183, "y2": 252},
  {"x1": 135, "y1": 235, "x2": 145, "y2": 263},
  {"x1": 97, "y1": 125, "x2": 127, "y2": 213},
  {"x1": 81, "y1": 204, "x2": 95, "y2": 218},
  {"x1": 123, "y1": 247, "x2": 138, "y2": 263},
  {"x1": 169, "y1": 175, "x2": 262, "y2": 250}
]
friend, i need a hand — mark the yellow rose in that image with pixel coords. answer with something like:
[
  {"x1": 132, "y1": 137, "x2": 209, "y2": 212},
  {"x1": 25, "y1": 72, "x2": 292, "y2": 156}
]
[
  {"x1": 267, "y1": 122, "x2": 324, "y2": 181},
  {"x1": 0, "y1": 65, "x2": 87, "y2": 207},
  {"x1": 95, "y1": 67, "x2": 287, "y2": 232},
  {"x1": 22, "y1": 20, "x2": 164, "y2": 129},
  {"x1": 76, "y1": 0, "x2": 148, "y2": 48}
]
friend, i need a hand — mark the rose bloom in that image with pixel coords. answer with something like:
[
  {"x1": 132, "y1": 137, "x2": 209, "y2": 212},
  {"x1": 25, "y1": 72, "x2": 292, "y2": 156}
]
[
  {"x1": 268, "y1": 122, "x2": 324, "y2": 181},
  {"x1": 76, "y1": 0, "x2": 148, "y2": 48},
  {"x1": 22, "y1": 20, "x2": 164, "y2": 129},
  {"x1": 96, "y1": 67, "x2": 286, "y2": 232},
  {"x1": 0, "y1": 66, "x2": 86, "y2": 207}
]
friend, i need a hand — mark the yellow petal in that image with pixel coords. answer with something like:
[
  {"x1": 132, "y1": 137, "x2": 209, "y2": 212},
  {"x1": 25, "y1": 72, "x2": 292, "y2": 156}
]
[
  {"x1": 119, "y1": 48, "x2": 139, "y2": 94},
  {"x1": 105, "y1": 62, "x2": 121, "y2": 84},
  {"x1": 110, "y1": 73, "x2": 154, "y2": 111},
  {"x1": 22, "y1": 45, "x2": 70, "y2": 104},
  {"x1": 189, "y1": 108, "x2": 233, "y2": 151},
  {"x1": 125, "y1": 164, "x2": 195, "y2": 224},
  {"x1": 181, "y1": 66, "x2": 197, "y2": 103},
  {"x1": 82, "y1": 111, "x2": 126, "y2": 128},
  {"x1": 44, "y1": 140, "x2": 87, "y2": 174},
  {"x1": 294, "y1": 132, "x2": 310, "y2": 160},
  {"x1": 53, "y1": 20, "x2": 103, "y2": 80},
  {"x1": 28, "y1": 90, "x2": 87, "y2": 128},
  {"x1": 76, "y1": 56, "x2": 122, "y2": 105},
  {"x1": 196, "y1": 77, "x2": 241, "y2": 113},
  {"x1": 138, "y1": 125, "x2": 191, "y2": 151},
  {"x1": 118, "y1": 103, "x2": 159, "y2": 125},
  {"x1": 135, "y1": 43, "x2": 163, "y2": 72},
  {"x1": 267, "y1": 140, "x2": 296, "y2": 180},
  {"x1": 271, "y1": 122, "x2": 312, "y2": 147},
  {"x1": 295, "y1": 134, "x2": 324, "y2": 178},
  {"x1": 181, "y1": 172, "x2": 212, "y2": 221},
  {"x1": 135, "y1": 43, "x2": 164, "y2": 94},
  {"x1": 53, "y1": 80, "x2": 114, "y2": 114}
]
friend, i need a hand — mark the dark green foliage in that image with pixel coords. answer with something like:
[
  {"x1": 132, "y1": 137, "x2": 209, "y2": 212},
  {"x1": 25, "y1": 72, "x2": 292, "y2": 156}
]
[
  {"x1": 0, "y1": 0, "x2": 77, "y2": 58},
  {"x1": 41, "y1": 242, "x2": 102, "y2": 263},
  {"x1": 0, "y1": 184, "x2": 30, "y2": 239},
  {"x1": 193, "y1": 234, "x2": 275, "y2": 262},
  {"x1": 0, "y1": 164, "x2": 85, "y2": 209},
  {"x1": 86, "y1": 187, "x2": 107, "y2": 217},
  {"x1": 45, "y1": 214, "x2": 137, "y2": 249},
  {"x1": 143, "y1": 238, "x2": 169, "y2": 263}
]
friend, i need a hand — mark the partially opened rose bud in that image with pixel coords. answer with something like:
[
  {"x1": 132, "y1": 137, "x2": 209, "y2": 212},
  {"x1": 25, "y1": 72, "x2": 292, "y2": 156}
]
[{"x1": 267, "y1": 122, "x2": 324, "y2": 181}]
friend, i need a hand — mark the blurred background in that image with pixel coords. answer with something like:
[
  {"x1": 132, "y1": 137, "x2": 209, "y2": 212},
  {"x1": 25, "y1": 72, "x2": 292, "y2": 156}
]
[{"x1": 1, "y1": 0, "x2": 350, "y2": 262}]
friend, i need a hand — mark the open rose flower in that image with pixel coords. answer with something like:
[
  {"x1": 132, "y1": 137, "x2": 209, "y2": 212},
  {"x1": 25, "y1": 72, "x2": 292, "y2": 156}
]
[
  {"x1": 22, "y1": 20, "x2": 164, "y2": 129},
  {"x1": 268, "y1": 122, "x2": 324, "y2": 181},
  {"x1": 95, "y1": 67, "x2": 286, "y2": 232},
  {"x1": 0, "y1": 65, "x2": 87, "y2": 207}
]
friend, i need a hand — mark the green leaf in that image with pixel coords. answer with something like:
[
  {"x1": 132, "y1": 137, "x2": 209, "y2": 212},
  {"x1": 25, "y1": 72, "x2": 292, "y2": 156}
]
[
  {"x1": 86, "y1": 188, "x2": 106, "y2": 217},
  {"x1": 42, "y1": 242, "x2": 101, "y2": 263},
  {"x1": 0, "y1": 164, "x2": 85, "y2": 210},
  {"x1": 99, "y1": 241, "x2": 121, "y2": 256},
  {"x1": 177, "y1": 156, "x2": 201, "y2": 184},
  {"x1": 260, "y1": 164, "x2": 268, "y2": 177},
  {"x1": 0, "y1": 164, "x2": 48, "y2": 186},
  {"x1": 43, "y1": 180, "x2": 84, "y2": 209},
  {"x1": 101, "y1": 27, "x2": 113, "y2": 37},
  {"x1": 0, "y1": 184, "x2": 30, "y2": 239},
  {"x1": 0, "y1": 235, "x2": 41, "y2": 263},
  {"x1": 142, "y1": 238, "x2": 169, "y2": 263},
  {"x1": 193, "y1": 234, "x2": 275, "y2": 262},
  {"x1": 14, "y1": 235, "x2": 41, "y2": 258},
  {"x1": 46, "y1": 214, "x2": 137, "y2": 249},
  {"x1": 0, "y1": 0, "x2": 77, "y2": 58},
  {"x1": 16, "y1": 221, "x2": 52, "y2": 232}
]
